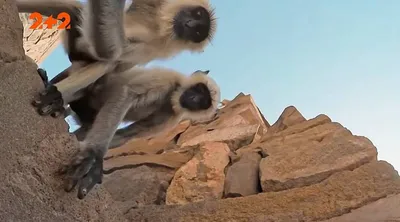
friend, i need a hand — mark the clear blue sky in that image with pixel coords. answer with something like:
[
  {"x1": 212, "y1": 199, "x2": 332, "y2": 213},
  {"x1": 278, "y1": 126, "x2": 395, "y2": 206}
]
[{"x1": 40, "y1": 0, "x2": 400, "y2": 170}]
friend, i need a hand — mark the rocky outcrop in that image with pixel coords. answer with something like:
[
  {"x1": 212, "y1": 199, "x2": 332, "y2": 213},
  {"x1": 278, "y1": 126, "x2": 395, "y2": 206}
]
[
  {"x1": 19, "y1": 13, "x2": 62, "y2": 64},
  {"x1": 102, "y1": 91, "x2": 399, "y2": 221}
]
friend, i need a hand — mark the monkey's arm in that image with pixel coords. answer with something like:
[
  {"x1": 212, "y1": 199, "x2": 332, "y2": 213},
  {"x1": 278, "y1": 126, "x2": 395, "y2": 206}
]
[
  {"x1": 32, "y1": 61, "x2": 114, "y2": 116},
  {"x1": 60, "y1": 76, "x2": 177, "y2": 199},
  {"x1": 109, "y1": 106, "x2": 180, "y2": 149},
  {"x1": 16, "y1": 0, "x2": 82, "y2": 18},
  {"x1": 60, "y1": 86, "x2": 133, "y2": 199},
  {"x1": 88, "y1": 0, "x2": 127, "y2": 60}
]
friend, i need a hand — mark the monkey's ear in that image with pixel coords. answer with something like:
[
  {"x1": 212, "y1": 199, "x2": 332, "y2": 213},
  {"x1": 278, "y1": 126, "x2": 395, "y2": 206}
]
[{"x1": 192, "y1": 70, "x2": 210, "y2": 75}]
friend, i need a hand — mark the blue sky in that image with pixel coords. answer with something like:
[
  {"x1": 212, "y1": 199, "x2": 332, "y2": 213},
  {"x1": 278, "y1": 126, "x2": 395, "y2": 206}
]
[{"x1": 40, "y1": 0, "x2": 400, "y2": 170}]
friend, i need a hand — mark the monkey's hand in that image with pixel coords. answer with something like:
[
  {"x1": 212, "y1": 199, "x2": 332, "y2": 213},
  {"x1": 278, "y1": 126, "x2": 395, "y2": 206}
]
[
  {"x1": 32, "y1": 83, "x2": 65, "y2": 118},
  {"x1": 59, "y1": 146, "x2": 104, "y2": 199}
]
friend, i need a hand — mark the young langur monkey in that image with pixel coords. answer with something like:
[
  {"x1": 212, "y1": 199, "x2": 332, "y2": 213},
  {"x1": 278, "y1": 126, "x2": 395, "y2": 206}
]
[
  {"x1": 16, "y1": 0, "x2": 217, "y2": 119},
  {"x1": 58, "y1": 68, "x2": 220, "y2": 199}
]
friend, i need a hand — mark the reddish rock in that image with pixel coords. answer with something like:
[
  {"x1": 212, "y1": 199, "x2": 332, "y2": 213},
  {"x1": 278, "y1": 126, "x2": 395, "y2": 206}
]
[
  {"x1": 179, "y1": 124, "x2": 259, "y2": 151},
  {"x1": 322, "y1": 194, "x2": 400, "y2": 222},
  {"x1": 177, "y1": 94, "x2": 269, "y2": 148},
  {"x1": 104, "y1": 149, "x2": 195, "y2": 172},
  {"x1": 261, "y1": 114, "x2": 332, "y2": 142},
  {"x1": 105, "y1": 120, "x2": 190, "y2": 158},
  {"x1": 126, "y1": 161, "x2": 400, "y2": 222},
  {"x1": 267, "y1": 106, "x2": 306, "y2": 134},
  {"x1": 259, "y1": 135, "x2": 377, "y2": 192},
  {"x1": 103, "y1": 166, "x2": 174, "y2": 214},
  {"x1": 166, "y1": 142, "x2": 230, "y2": 205},
  {"x1": 224, "y1": 149, "x2": 265, "y2": 197}
]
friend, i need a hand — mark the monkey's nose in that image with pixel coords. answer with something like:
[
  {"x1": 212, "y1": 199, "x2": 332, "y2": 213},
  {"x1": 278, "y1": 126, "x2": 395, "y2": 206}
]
[{"x1": 185, "y1": 20, "x2": 197, "y2": 28}]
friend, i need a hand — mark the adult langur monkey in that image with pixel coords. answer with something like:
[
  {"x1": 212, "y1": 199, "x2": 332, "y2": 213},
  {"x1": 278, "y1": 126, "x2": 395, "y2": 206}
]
[
  {"x1": 62, "y1": 68, "x2": 220, "y2": 199},
  {"x1": 16, "y1": 0, "x2": 217, "y2": 118}
]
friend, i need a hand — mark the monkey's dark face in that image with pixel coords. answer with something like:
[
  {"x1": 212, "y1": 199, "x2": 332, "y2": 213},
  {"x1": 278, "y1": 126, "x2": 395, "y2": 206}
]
[
  {"x1": 180, "y1": 83, "x2": 212, "y2": 111},
  {"x1": 173, "y1": 6, "x2": 211, "y2": 43}
]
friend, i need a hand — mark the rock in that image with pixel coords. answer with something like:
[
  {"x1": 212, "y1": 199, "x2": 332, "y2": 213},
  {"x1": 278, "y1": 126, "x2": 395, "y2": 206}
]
[
  {"x1": 260, "y1": 117, "x2": 352, "y2": 155},
  {"x1": 259, "y1": 135, "x2": 377, "y2": 192},
  {"x1": 19, "y1": 13, "x2": 62, "y2": 64},
  {"x1": 104, "y1": 149, "x2": 195, "y2": 173},
  {"x1": 322, "y1": 194, "x2": 400, "y2": 222},
  {"x1": 165, "y1": 142, "x2": 230, "y2": 205},
  {"x1": 224, "y1": 150, "x2": 264, "y2": 198},
  {"x1": 105, "y1": 120, "x2": 190, "y2": 158},
  {"x1": 102, "y1": 166, "x2": 174, "y2": 214},
  {"x1": 177, "y1": 94, "x2": 269, "y2": 148},
  {"x1": 0, "y1": 2, "x2": 124, "y2": 221},
  {"x1": 179, "y1": 124, "x2": 259, "y2": 151},
  {"x1": 267, "y1": 106, "x2": 306, "y2": 134},
  {"x1": 261, "y1": 113, "x2": 332, "y2": 142},
  {"x1": 126, "y1": 161, "x2": 400, "y2": 222}
]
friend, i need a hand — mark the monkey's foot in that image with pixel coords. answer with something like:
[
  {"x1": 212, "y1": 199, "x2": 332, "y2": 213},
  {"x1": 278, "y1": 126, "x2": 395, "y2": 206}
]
[
  {"x1": 59, "y1": 148, "x2": 104, "y2": 199},
  {"x1": 37, "y1": 68, "x2": 49, "y2": 87},
  {"x1": 32, "y1": 84, "x2": 65, "y2": 117}
]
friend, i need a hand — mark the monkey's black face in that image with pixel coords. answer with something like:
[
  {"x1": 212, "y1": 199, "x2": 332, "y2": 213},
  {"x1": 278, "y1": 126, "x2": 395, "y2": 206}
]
[
  {"x1": 173, "y1": 6, "x2": 211, "y2": 43},
  {"x1": 180, "y1": 83, "x2": 212, "y2": 111}
]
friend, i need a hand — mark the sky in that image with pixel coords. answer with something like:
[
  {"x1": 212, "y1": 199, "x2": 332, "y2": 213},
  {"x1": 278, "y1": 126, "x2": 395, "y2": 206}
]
[{"x1": 40, "y1": 0, "x2": 400, "y2": 170}]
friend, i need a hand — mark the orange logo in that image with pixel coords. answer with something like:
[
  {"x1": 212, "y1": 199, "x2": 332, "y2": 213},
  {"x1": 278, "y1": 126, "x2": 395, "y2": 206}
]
[{"x1": 28, "y1": 12, "x2": 71, "y2": 30}]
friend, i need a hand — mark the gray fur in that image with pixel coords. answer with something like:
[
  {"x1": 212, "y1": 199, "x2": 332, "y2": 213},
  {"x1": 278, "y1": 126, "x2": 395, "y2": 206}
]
[{"x1": 16, "y1": 0, "x2": 216, "y2": 107}]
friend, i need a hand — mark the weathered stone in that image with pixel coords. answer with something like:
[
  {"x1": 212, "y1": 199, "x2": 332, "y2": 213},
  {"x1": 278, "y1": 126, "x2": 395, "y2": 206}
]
[
  {"x1": 103, "y1": 166, "x2": 174, "y2": 214},
  {"x1": 19, "y1": 13, "x2": 62, "y2": 64},
  {"x1": 267, "y1": 106, "x2": 306, "y2": 134},
  {"x1": 179, "y1": 124, "x2": 259, "y2": 151},
  {"x1": 177, "y1": 94, "x2": 269, "y2": 147},
  {"x1": 261, "y1": 120, "x2": 352, "y2": 156},
  {"x1": 104, "y1": 149, "x2": 195, "y2": 173},
  {"x1": 126, "y1": 161, "x2": 400, "y2": 222},
  {"x1": 260, "y1": 135, "x2": 377, "y2": 192},
  {"x1": 322, "y1": 194, "x2": 400, "y2": 222},
  {"x1": 0, "y1": 3, "x2": 124, "y2": 221},
  {"x1": 166, "y1": 142, "x2": 230, "y2": 205},
  {"x1": 261, "y1": 114, "x2": 332, "y2": 142},
  {"x1": 105, "y1": 120, "x2": 190, "y2": 158},
  {"x1": 224, "y1": 150, "x2": 264, "y2": 198}
]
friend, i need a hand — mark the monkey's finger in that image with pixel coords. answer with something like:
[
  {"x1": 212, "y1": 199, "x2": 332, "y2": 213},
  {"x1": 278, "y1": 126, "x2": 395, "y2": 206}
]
[
  {"x1": 38, "y1": 105, "x2": 54, "y2": 116},
  {"x1": 64, "y1": 178, "x2": 79, "y2": 192},
  {"x1": 70, "y1": 156, "x2": 96, "y2": 180},
  {"x1": 77, "y1": 160, "x2": 103, "y2": 199},
  {"x1": 50, "y1": 107, "x2": 65, "y2": 118},
  {"x1": 38, "y1": 103, "x2": 64, "y2": 116},
  {"x1": 32, "y1": 99, "x2": 43, "y2": 107},
  {"x1": 37, "y1": 68, "x2": 49, "y2": 86}
]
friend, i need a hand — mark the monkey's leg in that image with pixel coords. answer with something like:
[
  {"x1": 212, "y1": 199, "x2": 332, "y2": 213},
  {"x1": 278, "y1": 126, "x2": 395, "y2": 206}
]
[
  {"x1": 32, "y1": 62, "x2": 113, "y2": 116},
  {"x1": 60, "y1": 87, "x2": 133, "y2": 199},
  {"x1": 89, "y1": 0, "x2": 127, "y2": 60}
]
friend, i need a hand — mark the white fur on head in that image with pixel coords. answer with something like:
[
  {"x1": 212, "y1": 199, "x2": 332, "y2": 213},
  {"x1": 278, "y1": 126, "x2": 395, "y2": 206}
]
[
  {"x1": 171, "y1": 71, "x2": 221, "y2": 122},
  {"x1": 158, "y1": 0, "x2": 217, "y2": 53}
]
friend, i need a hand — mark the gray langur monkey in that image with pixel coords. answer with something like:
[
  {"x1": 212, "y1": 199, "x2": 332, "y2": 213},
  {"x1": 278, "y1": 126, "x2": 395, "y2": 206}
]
[
  {"x1": 58, "y1": 69, "x2": 220, "y2": 199},
  {"x1": 16, "y1": 0, "x2": 217, "y2": 119}
]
